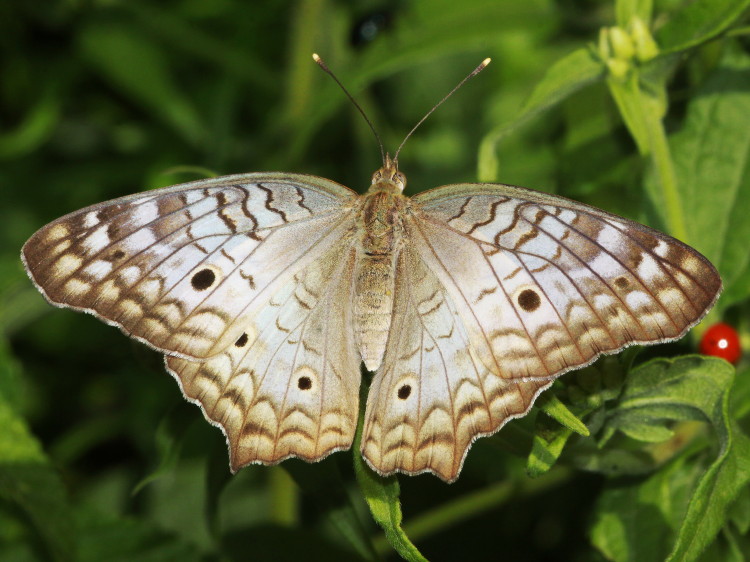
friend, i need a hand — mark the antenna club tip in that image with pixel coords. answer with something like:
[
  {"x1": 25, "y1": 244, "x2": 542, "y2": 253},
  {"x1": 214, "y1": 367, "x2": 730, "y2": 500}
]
[
  {"x1": 312, "y1": 53, "x2": 321, "y2": 62},
  {"x1": 482, "y1": 57, "x2": 492, "y2": 67}
]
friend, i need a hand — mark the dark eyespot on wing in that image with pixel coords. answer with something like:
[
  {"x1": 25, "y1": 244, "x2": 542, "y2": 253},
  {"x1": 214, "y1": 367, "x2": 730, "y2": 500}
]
[
  {"x1": 518, "y1": 288, "x2": 541, "y2": 312},
  {"x1": 191, "y1": 268, "x2": 216, "y2": 291},
  {"x1": 397, "y1": 385, "x2": 411, "y2": 399}
]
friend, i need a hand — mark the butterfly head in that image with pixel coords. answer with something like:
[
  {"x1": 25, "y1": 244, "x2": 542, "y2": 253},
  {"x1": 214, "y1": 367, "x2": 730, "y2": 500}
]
[{"x1": 371, "y1": 153, "x2": 406, "y2": 193}]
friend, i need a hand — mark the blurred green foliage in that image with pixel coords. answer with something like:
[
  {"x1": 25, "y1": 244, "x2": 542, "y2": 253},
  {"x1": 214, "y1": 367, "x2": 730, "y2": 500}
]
[{"x1": 2, "y1": 0, "x2": 750, "y2": 560}]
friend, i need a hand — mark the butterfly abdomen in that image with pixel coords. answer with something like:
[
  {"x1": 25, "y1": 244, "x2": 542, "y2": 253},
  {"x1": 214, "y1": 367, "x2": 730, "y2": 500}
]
[{"x1": 353, "y1": 189, "x2": 406, "y2": 371}]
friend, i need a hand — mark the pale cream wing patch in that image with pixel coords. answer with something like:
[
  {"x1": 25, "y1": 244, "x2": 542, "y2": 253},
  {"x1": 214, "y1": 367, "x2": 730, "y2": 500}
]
[
  {"x1": 22, "y1": 174, "x2": 358, "y2": 360},
  {"x1": 166, "y1": 240, "x2": 361, "y2": 469},
  {"x1": 361, "y1": 245, "x2": 553, "y2": 482},
  {"x1": 409, "y1": 184, "x2": 722, "y2": 381}
]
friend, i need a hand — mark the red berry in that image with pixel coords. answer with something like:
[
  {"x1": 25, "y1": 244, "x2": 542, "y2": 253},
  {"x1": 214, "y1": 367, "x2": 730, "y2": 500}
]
[{"x1": 700, "y1": 323, "x2": 742, "y2": 364}]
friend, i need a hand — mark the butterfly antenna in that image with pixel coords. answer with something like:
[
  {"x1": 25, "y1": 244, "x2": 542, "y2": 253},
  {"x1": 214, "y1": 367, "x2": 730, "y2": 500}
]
[
  {"x1": 312, "y1": 53, "x2": 386, "y2": 165},
  {"x1": 394, "y1": 57, "x2": 491, "y2": 163}
]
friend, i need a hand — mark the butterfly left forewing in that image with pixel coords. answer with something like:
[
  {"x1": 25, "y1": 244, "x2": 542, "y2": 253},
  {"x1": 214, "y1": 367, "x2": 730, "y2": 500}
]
[
  {"x1": 22, "y1": 174, "x2": 358, "y2": 359},
  {"x1": 167, "y1": 237, "x2": 361, "y2": 469},
  {"x1": 361, "y1": 244, "x2": 554, "y2": 482}
]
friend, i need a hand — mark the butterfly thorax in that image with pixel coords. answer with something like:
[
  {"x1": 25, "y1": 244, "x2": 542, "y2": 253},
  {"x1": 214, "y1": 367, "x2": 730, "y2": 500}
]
[{"x1": 353, "y1": 162, "x2": 407, "y2": 371}]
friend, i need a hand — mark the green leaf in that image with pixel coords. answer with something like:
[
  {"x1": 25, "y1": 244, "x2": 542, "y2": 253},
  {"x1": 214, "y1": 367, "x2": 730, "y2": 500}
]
[
  {"x1": 605, "y1": 72, "x2": 662, "y2": 156},
  {"x1": 394, "y1": 468, "x2": 569, "y2": 547},
  {"x1": 591, "y1": 452, "x2": 703, "y2": 562},
  {"x1": 204, "y1": 440, "x2": 234, "y2": 539},
  {"x1": 655, "y1": 0, "x2": 750, "y2": 54},
  {"x1": 589, "y1": 355, "x2": 748, "y2": 561},
  {"x1": 131, "y1": 405, "x2": 191, "y2": 495},
  {"x1": 478, "y1": 47, "x2": 605, "y2": 181},
  {"x1": 669, "y1": 414, "x2": 750, "y2": 558},
  {"x1": 527, "y1": 414, "x2": 575, "y2": 477},
  {"x1": 616, "y1": 420, "x2": 674, "y2": 443},
  {"x1": 77, "y1": 22, "x2": 206, "y2": 146},
  {"x1": 0, "y1": 88, "x2": 59, "y2": 159},
  {"x1": 538, "y1": 392, "x2": 590, "y2": 436},
  {"x1": 727, "y1": 484, "x2": 750, "y2": 534},
  {"x1": 527, "y1": 394, "x2": 590, "y2": 477},
  {"x1": 75, "y1": 507, "x2": 201, "y2": 562},
  {"x1": 122, "y1": 2, "x2": 276, "y2": 91},
  {"x1": 606, "y1": 356, "x2": 731, "y2": 441},
  {"x1": 570, "y1": 444, "x2": 663, "y2": 476},
  {"x1": 0, "y1": 341, "x2": 75, "y2": 562},
  {"x1": 280, "y1": 451, "x2": 378, "y2": 560},
  {"x1": 285, "y1": 0, "x2": 561, "y2": 166},
  {"x1": 648, "y1": 46, "x2": 750, "y2": 309}
]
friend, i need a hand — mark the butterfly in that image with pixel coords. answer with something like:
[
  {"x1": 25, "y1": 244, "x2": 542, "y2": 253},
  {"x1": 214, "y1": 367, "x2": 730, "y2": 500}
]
[{"x1": 21, "y1": 59, "x2": 722, "y2": 483}]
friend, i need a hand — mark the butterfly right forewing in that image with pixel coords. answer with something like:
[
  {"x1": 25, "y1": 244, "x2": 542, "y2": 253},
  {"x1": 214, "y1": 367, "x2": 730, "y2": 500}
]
[{"x1": 408, "y1": 183, "x2": 722, "y2": 381}]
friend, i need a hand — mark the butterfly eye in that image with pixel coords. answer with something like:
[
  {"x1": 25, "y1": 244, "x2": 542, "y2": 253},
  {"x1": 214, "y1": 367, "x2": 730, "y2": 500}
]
[
  {"x1": 517, "y1": 288, "x2": 541, "y2": 312},
  {"x1": 191, "y1": 266, "x2": 220, "y2": 291},
  {"x1": 394, "y1": 172, "x2": 406, "y2": 190}
]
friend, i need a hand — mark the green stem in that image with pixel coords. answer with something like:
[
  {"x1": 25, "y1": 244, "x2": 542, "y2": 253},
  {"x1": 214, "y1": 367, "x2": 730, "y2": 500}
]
[
  {"x1": 353, "y1": 399, "x2": 427, "y2": 562},
  {"x1": 372, "y1": 467, "x2": 570, "y2": 553},
  {"x1": 643, "y1": 104, "x2": 689, "y2": 243},
  {"x1": 284, "y1": 0, "x2": 326, "y2": 126},
  {"x1": 607, "y1": 74, "x2": 688, "y2": 243},
  {"x1": 726, "y1": 25, "x2": 750, "y2": 38},
  {"x1": 269, "y1": 466, "x2": 298, "y2": 526}
]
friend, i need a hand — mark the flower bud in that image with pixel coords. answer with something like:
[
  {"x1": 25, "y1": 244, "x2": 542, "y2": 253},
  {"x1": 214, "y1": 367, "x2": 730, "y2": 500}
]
[{"x1": 630, "y1": 17, "x2": 659, "y2": 62}]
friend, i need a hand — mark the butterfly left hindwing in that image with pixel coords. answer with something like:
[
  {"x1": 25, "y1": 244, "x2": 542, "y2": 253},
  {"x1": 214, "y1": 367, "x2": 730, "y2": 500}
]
[{"x1": 166, "y1": 236, "x2": 361, "y2": 469}]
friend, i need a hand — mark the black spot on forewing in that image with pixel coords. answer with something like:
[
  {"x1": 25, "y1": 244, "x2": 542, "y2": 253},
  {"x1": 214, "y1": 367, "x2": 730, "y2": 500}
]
[{"x1": 191, "y1": 268, "x2": 216, "y2": 291}]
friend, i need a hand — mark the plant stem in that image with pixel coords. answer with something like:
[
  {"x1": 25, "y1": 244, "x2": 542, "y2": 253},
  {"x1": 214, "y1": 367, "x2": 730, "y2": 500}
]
[
  {"x1": 269, "y1": 466, "x2": 298, "y2": 526},
  {"x1": 642, "y1": 96, "x2": 689, "y2": 243},
  {"x1": 608, "y1": 74, "x2": 689, "y2": 243},
  {"x1": 372, "y1": 467, "x2": 570, "y2": 553}
]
